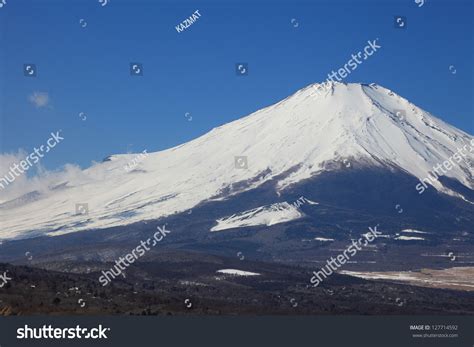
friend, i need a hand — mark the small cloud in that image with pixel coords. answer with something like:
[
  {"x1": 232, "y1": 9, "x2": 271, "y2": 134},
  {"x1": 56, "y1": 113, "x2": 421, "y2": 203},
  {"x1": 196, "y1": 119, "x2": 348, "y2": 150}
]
[{"x1": 28, "y1": 92, "x2": 50, "y2": 108}]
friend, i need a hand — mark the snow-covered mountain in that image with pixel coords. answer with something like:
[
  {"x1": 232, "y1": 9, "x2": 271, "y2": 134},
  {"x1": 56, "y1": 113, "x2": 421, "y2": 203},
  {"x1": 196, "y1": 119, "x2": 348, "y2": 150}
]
[{"x1": 1, "y1": 82, "x2": 473, "y2": 241}]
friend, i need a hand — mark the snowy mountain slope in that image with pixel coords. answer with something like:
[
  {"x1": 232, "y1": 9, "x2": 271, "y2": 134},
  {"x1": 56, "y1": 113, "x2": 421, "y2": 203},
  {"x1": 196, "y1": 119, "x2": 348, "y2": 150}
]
[{"x1": 0, "y1": 82, "x2": 472, "y2": 240}]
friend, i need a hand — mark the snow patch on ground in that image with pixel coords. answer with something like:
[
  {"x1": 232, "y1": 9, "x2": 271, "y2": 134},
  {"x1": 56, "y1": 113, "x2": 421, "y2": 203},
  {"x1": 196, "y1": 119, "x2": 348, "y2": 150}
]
[
  {"x1": 401, "y1": 229, "x2": 429, "y2": 234},
  {"x1": 314, "y1": 237, "x2": 334, "y2": 242},
  {"x1": 210, "y1": 202, "x2": 302, "y2": 232},
  {"x1": 340, "y1": 268, "x2": 474, "y2": 291},
  {"x1": 216, "y1": 269, "x2": 260, "y2": 276},
  {"x1": 395, "y1": 235, "x2": 425, "y2": 241}
]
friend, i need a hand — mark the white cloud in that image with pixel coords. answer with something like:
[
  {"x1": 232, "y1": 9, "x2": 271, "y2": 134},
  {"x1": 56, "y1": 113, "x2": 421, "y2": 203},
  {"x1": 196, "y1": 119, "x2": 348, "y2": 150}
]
[
  {"x1": 0, "y1": 151, "x2": 83, "y2": 204},
  {"x1": 28, "y1": 92, "x2": 50, "y2": 108}
]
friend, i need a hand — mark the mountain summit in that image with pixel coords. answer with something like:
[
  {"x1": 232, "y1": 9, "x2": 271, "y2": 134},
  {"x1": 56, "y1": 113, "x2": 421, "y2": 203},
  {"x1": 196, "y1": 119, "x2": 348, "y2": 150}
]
[{"x1": 1, "y1": 82, "x2": 472, "y2": 240}]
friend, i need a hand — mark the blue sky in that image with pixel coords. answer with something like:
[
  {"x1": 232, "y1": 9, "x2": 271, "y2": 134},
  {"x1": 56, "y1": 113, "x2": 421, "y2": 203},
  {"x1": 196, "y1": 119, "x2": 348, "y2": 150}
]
[{"x1": 0, "y1": 0, "x2": 472, "y2": 171}]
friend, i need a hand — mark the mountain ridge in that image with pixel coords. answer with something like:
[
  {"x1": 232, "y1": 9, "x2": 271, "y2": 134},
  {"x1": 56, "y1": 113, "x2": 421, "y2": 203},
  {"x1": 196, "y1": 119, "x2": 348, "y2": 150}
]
[{"x1": 0, "y1": 82, "x2": 472, "y2": 240}]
